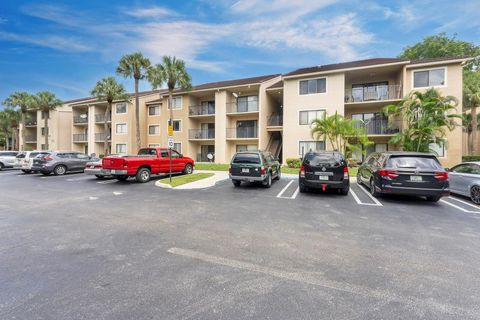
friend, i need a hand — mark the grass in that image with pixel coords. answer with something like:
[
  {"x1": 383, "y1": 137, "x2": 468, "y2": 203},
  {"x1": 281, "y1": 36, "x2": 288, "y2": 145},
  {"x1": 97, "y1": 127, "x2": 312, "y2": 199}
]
[
  {"x1": 158, "y1": 172, "x2": 215, "y2": 187},
  {"x1": 195, "y1": 163, "x2": 229, "y2": 171},
  {"x1": 348, "y1": 167, "x2": 359, "y2": 177}
]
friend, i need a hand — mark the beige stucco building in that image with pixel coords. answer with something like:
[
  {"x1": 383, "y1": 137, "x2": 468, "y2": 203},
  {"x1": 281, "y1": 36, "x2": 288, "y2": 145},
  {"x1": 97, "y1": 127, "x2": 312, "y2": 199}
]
[{"x1": 18, "y1": 56, "x2": 469, "y2": 167}]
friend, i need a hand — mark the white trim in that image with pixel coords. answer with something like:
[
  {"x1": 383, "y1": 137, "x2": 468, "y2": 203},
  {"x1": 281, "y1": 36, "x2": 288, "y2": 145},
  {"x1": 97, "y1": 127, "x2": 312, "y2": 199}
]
[
  {"x1": 297, "y1": 77, "x2": 327, "y2": 96},
  {"x1": 406, "y1": 58, "x2": 469, "y2": 68},
  {"x1": 147, "y1": 105, "x2": 161, "y2": 117},
  {"x1": 148, "y1": 124, "x2": 160, "y2": 136},
  {"x1": 115, "y1": 122, "x2": 128, "y2": 135},
  {"x1": 167, "y1": 96, "x2": 183, "y2": 110},
  {"x1": 298, "y1": 108, "x2": 327, "y2": 126},
  {"x1": 115, "y1": 102, "x2": 128, "y2": 114},
  {"x1": 411, "y1": 66, "x2": 447, "y2": 89},
  {"x1": 115, "y1": 143, "x2": 127, "y2": 154},
  {"x1": 173, "y1": 142, "x2": 182, "y2": 153}
]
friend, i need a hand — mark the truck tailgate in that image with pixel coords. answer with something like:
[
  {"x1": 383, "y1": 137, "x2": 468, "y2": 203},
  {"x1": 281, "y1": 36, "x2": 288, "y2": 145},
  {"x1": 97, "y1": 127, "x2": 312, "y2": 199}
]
[{"x1": 102, "y1": 157, "x2": 125, "y2": 170}]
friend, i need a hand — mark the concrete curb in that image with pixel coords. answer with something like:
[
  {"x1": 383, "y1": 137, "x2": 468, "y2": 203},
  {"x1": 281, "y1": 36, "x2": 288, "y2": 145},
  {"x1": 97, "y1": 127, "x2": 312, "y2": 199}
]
[{"x1": 154, "y1": 170, "x2": 229, "y2": 190}]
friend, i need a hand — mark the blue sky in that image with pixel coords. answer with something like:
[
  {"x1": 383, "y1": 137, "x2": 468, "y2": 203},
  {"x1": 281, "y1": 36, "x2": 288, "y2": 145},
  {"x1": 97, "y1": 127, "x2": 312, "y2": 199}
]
[{"x1": 1, "y1": 0, "x2": 479, "y2": 103}]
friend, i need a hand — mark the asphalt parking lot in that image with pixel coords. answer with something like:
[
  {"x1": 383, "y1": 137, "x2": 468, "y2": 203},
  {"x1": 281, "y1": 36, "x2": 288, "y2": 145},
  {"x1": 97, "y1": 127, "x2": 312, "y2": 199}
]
[{"x1": 1, "y1": 169, "x2": 480, "y2": 319}]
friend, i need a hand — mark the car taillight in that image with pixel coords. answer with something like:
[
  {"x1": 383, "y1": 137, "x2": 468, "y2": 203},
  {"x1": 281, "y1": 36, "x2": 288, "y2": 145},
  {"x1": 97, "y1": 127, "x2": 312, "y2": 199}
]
[
  {"x1": 260, "y1": 166, "x2": 266, "y2": 174},
  {"x1": 434, "y1": 172, "x2": 448, "y2": 181},
  {"x1": 300, "y1": 165, "x2": 305, "y2": 177},
  {"x1": 343, "y1": 166, "x2": 349, "y2": 179},
  {"x1": 43, "y1": 155, "x2": 53, "y2": 161},
  {"x1": 123, "y1": 159, "x2": 128, "y2": 168},
  {"x1": 378, "y1": 169, "x2": 398, "y2": 179}
]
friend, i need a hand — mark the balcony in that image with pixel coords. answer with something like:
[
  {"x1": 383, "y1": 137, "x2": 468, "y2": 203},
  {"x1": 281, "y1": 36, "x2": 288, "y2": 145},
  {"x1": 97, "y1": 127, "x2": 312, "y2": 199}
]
[
  {"x1": 226, "y1": 98, "x2": 259, "y2": 114},
  {"x1": 25, "y1": 120, "x2": 37, "y2": 126},
  {"x1": 95, "y1": 132, "x2": 111, "y2": 142},
  {"x1": 95, "y1": 114, "x2": 111, "y2": 123},
  {"x1": 189, "y1": 105, "x2": 215, "y2": 117},
  {"x1": 345, "y1": 84, "x2": 402, "y2": 103},
  {"x1": 25, "y1": 135, "x2": 37, "y2": 143},
  {"x1": 73, "y1": 116, "x2": 88, "y2": 124},
  {"x1": 267, "y1": 114, "x2": 283, "y2": 126},
  {"x1": 72, "y1": 133, "x2": 88, "y2": 142},
  {"x1": 354, "y1": 119, "x2": 401, "y2": 135},
  {"x1": 189, "y1": 129, "x2": 215, "y2": 140},
  {"x1": 226, "y1": 126, "x2": 258, "y2": 139}
]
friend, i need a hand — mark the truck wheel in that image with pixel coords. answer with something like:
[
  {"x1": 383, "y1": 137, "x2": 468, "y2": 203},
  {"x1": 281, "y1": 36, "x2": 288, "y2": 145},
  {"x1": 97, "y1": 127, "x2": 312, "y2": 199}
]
[
  {"x1": 116, "y1": 175, "x2": 128, "y2": 181},
  {"x1": 232, "y1": 180, "x2": 241, "y2": 187},
  {"x1": 95, "y1": 175, "x2": 105, "y2": 179},
  {"x1": 136, "y1": 168, "x2": 151, "y2": 183},
  {"x1": 262, "y1": 173, "x2": 272, "y2": 188},
  {"x1": 183, "y1": 163, "x2": 193, "y2": 174},
  {"x1": 54, "y1": 165, "x2": 67, "y2": 176},
  {"x1": 22, "y1": 169, "x2": 31, "y2": 174}
]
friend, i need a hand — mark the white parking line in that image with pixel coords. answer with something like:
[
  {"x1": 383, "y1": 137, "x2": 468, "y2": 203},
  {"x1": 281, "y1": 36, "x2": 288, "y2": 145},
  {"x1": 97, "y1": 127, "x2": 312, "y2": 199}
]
[
  {"x1": 66, "y1": 177, "x2": 91, "y2": 182},
  {"x1": 276, "y1": 180, "x2": 294, "y2": 198},
  {"x1": 97, "y1": 180, "x2": 117, "y2": 184},
  {"x1": 440, "y1": 198, "x2": 480, "y2": 214},
  {"x1": 448, "y1": 196, "x2": 480, "y2": 210},
  {"x1": 290, "y1": 187, "x2": 300, "y2": 199},
  {"x1": 350, "y1": 184, "x2": 383, "y2": 206}
]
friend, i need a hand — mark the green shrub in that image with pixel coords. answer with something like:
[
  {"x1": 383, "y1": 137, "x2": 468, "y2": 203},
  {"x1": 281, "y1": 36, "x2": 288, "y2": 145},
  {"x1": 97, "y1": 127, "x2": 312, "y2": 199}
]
[
  {"x1": 99, "y1": 154, "x2": 105, "y2": 159},
  {"x1": 462, "y1": 155, "x2": 480, "y2": 162},
  {"x1": 286, "y1": 157, "x2": 301, "y2": 168}
]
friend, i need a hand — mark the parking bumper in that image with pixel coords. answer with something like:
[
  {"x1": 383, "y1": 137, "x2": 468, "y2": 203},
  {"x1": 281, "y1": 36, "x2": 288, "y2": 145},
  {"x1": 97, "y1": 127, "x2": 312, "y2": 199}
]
[{"x1": 229, "y1": 174, "x2": 266, "y2": 182}]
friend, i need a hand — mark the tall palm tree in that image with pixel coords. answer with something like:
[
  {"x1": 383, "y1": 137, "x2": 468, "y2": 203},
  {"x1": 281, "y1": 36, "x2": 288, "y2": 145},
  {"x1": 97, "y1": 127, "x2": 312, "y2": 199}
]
[
  {"x1": 3, "y1": 108, "x2": 21, "y2": 150},
  {"x1": 31, "y1": 91, "x2": 62, "y2": 150},
  {"x1": 464, "y1": 70, "x2": 480, "y2": 154},
  {"x1": 91, "y1": 77, "x2": 129, "y2": 156},
  {"x1": 3, "y1": 92, "x2": 32, "y2": 150},
  {"x1": 0, "y1": 110, "x2": 12, "y2": 150},
  {"x1": 116, "y1": 52, "x2": 151, "y2": 150}
]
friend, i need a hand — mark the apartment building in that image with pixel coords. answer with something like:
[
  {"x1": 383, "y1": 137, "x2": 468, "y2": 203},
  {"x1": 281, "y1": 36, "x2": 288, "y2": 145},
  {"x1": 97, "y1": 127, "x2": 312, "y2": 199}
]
[{"x1": 19, "y1": 105, "x2": 72, "y2": 151}]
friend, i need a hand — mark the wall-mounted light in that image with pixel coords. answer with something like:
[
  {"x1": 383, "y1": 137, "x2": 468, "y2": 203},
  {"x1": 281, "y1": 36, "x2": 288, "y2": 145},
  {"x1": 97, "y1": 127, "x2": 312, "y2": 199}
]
[{"x1": 232, "y1": 92, "x2": 238, "y2": 98}]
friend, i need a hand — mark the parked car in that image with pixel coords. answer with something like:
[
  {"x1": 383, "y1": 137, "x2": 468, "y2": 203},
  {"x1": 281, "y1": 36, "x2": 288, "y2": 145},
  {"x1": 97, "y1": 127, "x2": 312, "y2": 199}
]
[
  {"x1": 229, "y1": 150, "x2": 280, "y2": 188},
  {"x1": 31, "y1": 151, "x2": 92, "y2": 175},
  {"x1": 357, "y1": 152, "x2": 449, "y2": 202},
  {"x1": 447, "y1": 162, "x2": 480, "y2": 204},
  {"x1": 102, "y1": 147, "x2": 194, "y2": 183},
  {"x1": 299, "y1": 151, "x2": 349, "y2": 195},
  {"x1": 14, "y1": 151, "x2": 48, "y2": 173},
  {"x1": 84, "y1": 158, "x2": 111, "y2": 179},
  {"x1": 0, "y1": 151, "x2": 19, "y2": 170}
]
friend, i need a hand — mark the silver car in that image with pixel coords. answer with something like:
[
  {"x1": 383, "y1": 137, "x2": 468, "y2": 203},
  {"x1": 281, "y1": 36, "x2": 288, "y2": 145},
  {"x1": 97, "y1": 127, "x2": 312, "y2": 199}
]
[
  {"x1": 0, "y1": 151, "x2": 19, "y2": 170},
  {"x1": 448, "y1": 162, "x2": 480, "y2": 204},
  {"x1": 84, "y1": 159, "x2": 111, "y2": 179}
]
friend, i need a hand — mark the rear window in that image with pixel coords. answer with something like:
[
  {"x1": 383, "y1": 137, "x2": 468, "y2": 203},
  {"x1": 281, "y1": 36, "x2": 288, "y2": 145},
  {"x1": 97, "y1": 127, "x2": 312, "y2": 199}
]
[
  {"x1": 16, "y1": 152, "x2": 26, "y2": 158},
  {"x1": 30, "y1": 152, "x2": 40, "y2": 158},
  {"x1": 387, "y1": 156, "x2": 442, "y2": 170},
  {"x1": 233, "y1": 153, "x2": 261, "y2": 164},
  {"x1": 304, "y1": 153, "x2": 343, "y2": 166},
  {"x1": 138, "y1": 148, "x2": 157, "y2": 156}
]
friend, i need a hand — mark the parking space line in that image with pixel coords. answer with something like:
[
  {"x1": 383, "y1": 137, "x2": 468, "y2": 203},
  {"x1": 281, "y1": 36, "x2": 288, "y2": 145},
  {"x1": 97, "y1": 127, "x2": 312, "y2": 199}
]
[
  {"x1": 66, "y1": 177, "x2": 92, "y2": 182},
  {"x1": 440, "y1": 199, "x2": 480, "y2": 214},
  {"x1": 276, "y1": 180, "x2": 294, "y2": 198},
  {"x1": 97, "y1": 180, "x2": 117, "y2": 184},
  {"x1": 357, "y1": 184, "x2": 383, "y2": 206},
  {"x1": 290, "y1": 187, "x2": 299, "y2": 199},
  {"x1": 448, "y1": 196, "x2": 480, "y2": 210},
  {"x1": 350, "y1": 189, "x2": 381, "y2": 206}
]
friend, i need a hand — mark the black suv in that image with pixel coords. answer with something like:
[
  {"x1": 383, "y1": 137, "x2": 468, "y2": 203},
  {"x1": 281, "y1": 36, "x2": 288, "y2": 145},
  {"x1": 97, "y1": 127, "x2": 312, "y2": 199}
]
[
  {"x1": 299, "y1": 151, "x2": 349, "y2": 195},
  {"x1": 229, "y1": 151, "x2": 281, "y2": 188},
  {"x1": 357, "y1": 152, "x2": 449, "y2": 202}
]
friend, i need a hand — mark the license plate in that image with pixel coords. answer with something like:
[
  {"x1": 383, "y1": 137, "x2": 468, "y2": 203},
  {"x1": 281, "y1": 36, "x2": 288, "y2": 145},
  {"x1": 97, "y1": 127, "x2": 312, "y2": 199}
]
[
  {"x1": 90, "y1": 165, "x2": 95, "y2": 169},
  {"x1": 242, "y1": 168, "x2": 250, "y2": 173},
  {"x1": 111, "y1": 170, "x2": 116, "y2": 174},
  {"x1": 318, "y1": 175, "x2": 329, "y2": 181},
  {"x1": 410, "y1": 175, "x2": 422, "y2": 182}
]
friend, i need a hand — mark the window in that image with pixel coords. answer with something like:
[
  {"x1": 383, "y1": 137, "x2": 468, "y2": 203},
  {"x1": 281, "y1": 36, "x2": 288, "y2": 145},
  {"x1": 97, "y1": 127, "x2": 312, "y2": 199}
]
[
  {"x1": 233, "y1": 153, "x2": 261, "y2": 164},
  {"x1": 116, "y1": 123, "x2": 127, "y2": 134},
  {"x1": 429, "y1": 142, "x2": 445, "y2": 157},
  {"x1": 173, "y1": 143, "x2": 182, "y2": 153},
  {"x1": 236, "y1": 144, "x2": 258, "y2": 152},
  {"x1": 148, "y1": 125, "x2": 160, "y2": 135},
  {"x1": 41, "y1": 127, "x2": 48, "y2": 135},
  {"x1": 41, "y1": 144, "x2": 46, "y2": 150},
  {"x1": 237, "y1": 96, "x2": 258, "y2": 112},
  {"x1": 299, "y1": 110, "x2": 325, "y2": 125},
  {"x1": 169, "y1": 120, "x2": 181, "y2": 132},
  {"x1": 413, "y1": 68, "x2": 445, "y2": 88},
  {"x1": 168, "y1": 97, "x2": 182, "y2": 109},
  {"x1": 387, "y1": 156, "x2": 442, "y2": 170},
  {"x1": 351, "y1": 82, "x2": 388, "y2": 102},
  {"x1": 299, "y1": 78, "x2": 326, "y2": 95},
  {"x1": 452, "y1": 164, "x2": 480, "y2": 174},
  {"x1": 149, "y1": 144, "x2": 160, "y2": 147},
  {"x1": 148, "y1": 105, "x2": 160, "y2": 116},
  {"x1": 41, "y1": 111, "x2": 49, "y2": 119},
  {"x1": 299, "y1": 141, "x2": 325, "y2": 155},
  {"x1": 116, "y1": 144, "x2": 127, "y2": 154},
  {"x1": 116, "y1": 103, "x2": 127, "y2": 114},
  {"x1": 74, "y1": 153, "x2": 89, "y2": 160}
]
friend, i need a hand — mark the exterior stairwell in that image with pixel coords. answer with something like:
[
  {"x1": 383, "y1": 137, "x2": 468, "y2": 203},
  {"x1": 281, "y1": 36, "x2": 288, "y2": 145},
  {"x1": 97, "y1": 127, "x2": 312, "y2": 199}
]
[{"x1": 266, "y1": 132, "x2": 282, "y2": 161}]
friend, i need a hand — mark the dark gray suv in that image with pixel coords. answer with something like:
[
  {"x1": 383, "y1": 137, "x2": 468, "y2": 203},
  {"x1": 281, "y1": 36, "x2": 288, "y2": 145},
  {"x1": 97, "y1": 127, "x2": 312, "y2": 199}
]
[{"x1": 32, "y1": 151, "x2": 93, "y2": 175}]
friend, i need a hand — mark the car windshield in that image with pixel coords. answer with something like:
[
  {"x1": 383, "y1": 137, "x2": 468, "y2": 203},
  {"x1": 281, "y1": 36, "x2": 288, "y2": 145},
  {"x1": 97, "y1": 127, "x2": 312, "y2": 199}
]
[
  {"x1": 233, "y1": 153, "x2": 261, "y2": 164},
  {"x1": 387, "y1": 156, "x2": 442, "y2": 170},
  {"x1": 305, "y1": 153, "x2": 341, "y2": 166},
  {"x1": 138, "y1": 149, "x2": 157, "y2": 156},
  {"x1": 16, "y1": 152, "x2": 26, "y2": 159}
]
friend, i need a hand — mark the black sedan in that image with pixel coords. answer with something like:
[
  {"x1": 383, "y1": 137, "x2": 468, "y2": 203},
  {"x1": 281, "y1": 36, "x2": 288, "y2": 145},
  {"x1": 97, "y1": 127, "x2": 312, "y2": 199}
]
[{"x1": 357, "y1": 151, "x2": 449, "y2": 202}]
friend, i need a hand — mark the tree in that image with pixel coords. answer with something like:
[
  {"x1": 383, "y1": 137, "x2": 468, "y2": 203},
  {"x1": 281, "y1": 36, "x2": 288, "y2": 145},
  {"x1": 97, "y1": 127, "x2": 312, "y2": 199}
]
[
  {"x1": 91, "y1": 77, "x2": 129, "y2": 156},
  {"x1": 116, "y1": 52, "x2": 151, "y2": 151},
  {"x1": 147, "y1": 56, "x2": 192, "y2": 181},
  {"x1": 3, "y1": 108, "x2": 21, "y2": 150},
  {"x1": 310, "y1": 112, "x2": 372, "y2": 158},
  {"x1": 30, "y1": 91, "x2": 62, "y2": 150},
  {"x1": 462, "y1": 112, "x2": 480, "y2": 155},
  {"x1": 464, "y1": 70, "x2": 480, "y2": 154},
  {"x1": 3, "y1": 92, "x2": 33, "y2": 151},
  {"x1": 0, "y1": 110, "x2": 12, "y2": 150},
  {"x1": 384, "y1": 89, "x2": 459, "y2": 154}
]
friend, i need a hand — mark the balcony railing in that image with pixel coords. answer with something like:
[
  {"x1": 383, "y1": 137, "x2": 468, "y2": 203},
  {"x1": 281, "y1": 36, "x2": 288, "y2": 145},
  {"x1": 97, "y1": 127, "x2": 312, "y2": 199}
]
[
  {"x1": 345, "y1": 84, "x2": 402, "y2": 103},
  {"x1": 25, "y1": 135, "x2": 37, "y2": 142},
  {"x1": 72, "y1": 133, "x2": 88, "y2": 142},
  {"x1": 95, "y1": 132, "x2": 111, "y2": 142},
  {"x1": 95, "y1": 114, "x2": 111, "y2": 123},
  {"x1": 189, "y1": 105, "x2": 215, "y2": 116},
  {"x1": 196, "y1": 153, "x2": 214, "y2": 162},
  {"x1": 226, "y1": 101, "x2": 259, "y2": 114},
  {"x1": 189, "y1": 129, "x2": 215, "y2": 140},
  {"x1": 25, "y1": 120, "x2": 37, "y2": 126},
  {"x1": 268, "y1": 114, "x2": 283, "y2": 126},
  {"x1": 226, "y1": 126, "x2": 258, "y2": 139},
  {"x1": 353, "y1": 119, "x2": 400, "y2": 135},
  {"x1": 73, "y1": 116, "x2": 88, "y2": 124}
]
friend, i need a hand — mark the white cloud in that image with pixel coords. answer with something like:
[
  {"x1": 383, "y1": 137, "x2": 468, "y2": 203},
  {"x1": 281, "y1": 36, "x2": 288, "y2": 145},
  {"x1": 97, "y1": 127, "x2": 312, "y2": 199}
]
[
  {"x1": 126, "y1": 6, "x2": 177, "y2": 18},
  {"x1": 0, "y1": 31, "x2": 91, "y2": 52},
  {"x1": 230, "y1": 0, "x2": 337, "y2": 17}
]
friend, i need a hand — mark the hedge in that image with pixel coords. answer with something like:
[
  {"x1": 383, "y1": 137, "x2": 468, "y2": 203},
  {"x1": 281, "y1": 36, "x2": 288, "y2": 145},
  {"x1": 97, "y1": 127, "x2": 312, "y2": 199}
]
[
  {"x1": 462, "y1": 155, "x2": 480, "y2": 162},
  {"x1": 286, "y1": 157, "x2": 301, "y2": 168}
]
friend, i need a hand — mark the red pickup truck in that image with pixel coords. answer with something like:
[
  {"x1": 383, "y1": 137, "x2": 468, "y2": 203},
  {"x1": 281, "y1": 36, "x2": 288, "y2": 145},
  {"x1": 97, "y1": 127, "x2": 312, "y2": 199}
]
[{"x1": 102, "y1": 147, "x2": 195, "y2": 183}]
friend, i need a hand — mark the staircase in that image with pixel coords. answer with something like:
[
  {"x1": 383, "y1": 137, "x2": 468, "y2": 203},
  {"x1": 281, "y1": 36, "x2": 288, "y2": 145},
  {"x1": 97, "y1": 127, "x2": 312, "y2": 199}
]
[{"x1": 266, "y1": 132, "x2": 283, "y2": 161}]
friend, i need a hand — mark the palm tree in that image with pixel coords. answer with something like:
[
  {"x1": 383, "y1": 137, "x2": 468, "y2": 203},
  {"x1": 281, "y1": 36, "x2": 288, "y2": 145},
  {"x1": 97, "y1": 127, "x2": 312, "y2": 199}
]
[
  {"x1": 0, "y1": 110, "x2": 12, "y2": 150},
  {"x1": 31, "y1": 91, "x2": 62, "y2": 150},
  {"x1": 464, "y1": 70, "x2": 480, "y2": 154},
  {"x1": 91, "y1": 77, "x2": 129, "y2": 156},
  {"x1": 3, "y1": 92, "x2": 32, "y2": 151},
  {"x1": 116, "y1": 52, "x2": 151, "y2": 150},
  {"x1": 462, "y1": 112, "x2": 480, "y2": 154},
  {"x1": 384, "y1": 88, "x2": 459, "y2": 154},
  {"x1": 4, "y1": 108, "x2": 21, "y2": 150}
]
